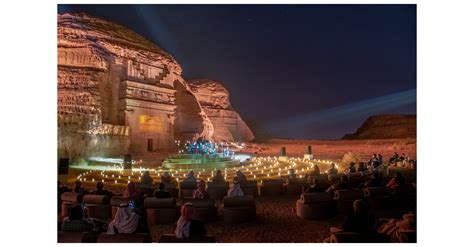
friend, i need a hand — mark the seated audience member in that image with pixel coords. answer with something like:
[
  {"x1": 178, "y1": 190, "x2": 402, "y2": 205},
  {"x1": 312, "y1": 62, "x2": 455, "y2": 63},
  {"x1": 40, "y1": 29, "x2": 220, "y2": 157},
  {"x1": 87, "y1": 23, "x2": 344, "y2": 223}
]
[
  {"x1": 326, "y1": 175, "x2": 351, "y2": 196},
  {"x1": 369, "y1": 154, "x2": 380, "y2": 168},
  {"x1": 328, "y1": 163, "x2": 338, "y2": 175},
  {"x1": 363, "y1": 172, "x2": 382, "y2": 188},
  {"x1": 346, "y1": 162, "x2": 357, "y2": 173},
  {"x1": 62, "y1": 204, "x2": 108, "y2": 233},
  {"x1": 73, "y1": 180, "x2": 89, "y2": 195},
  {"x1": 192, "y1": 180, "x2": 210, "y2": 199},
  {"x1": 408, "y1": 160, "x2": 416, "y2": 169},
  {"x1": 107, "y1": 203, "x2": 148, "y2": 234},
  {"x1": 236, "y1": 170, "x2": 248, "y2": 184},
  {"x1": 184, "y1": 171, "x2": 197, "y2": 182},
  {"x1": 341, "y1": 199, "x2": 375, "y2": 232},
  {"x1": 154, "y1": 182, "x2": 171, "y2": 198},
  {"x1": 227, "y1": 177, "x2": 244, "y2": 197},
  {"x1": 389, "y1": 152, "x2": 399, "y2": 164},
  {"x1": 378, "y1": 154, "x2": 384, "y2": 165},
  {"x1": 212, "y1": 170, "x2": 225, "y2": 182},
  {"x1": 304, "y1": 177, "x2": 325, "y2": 193},
  {"x1": 58, "y1": 181, "x2": 71, "y2": 193},
  {"x1": 140, "y1": 171, "x2": 154, "y2": 187},
  {"x1": 309, "y1": 165, "x2": 321, "y2": 176},
  {"x1": 357, "y1": 162, "x2": 368, "y2": 172},
  {"x1": 324, "y1": 199, "x2": 375, "y2": 242},
  {"x1": 123, "y1": 182, "x2": 141, "y2": 206},
  {"x1": 175, "y1": 203, "x2": 207, "y2": 239},
  {"x1": 401, "y1": 154, "x2": 409, "y2": 167},
  {"x1": 93, "y1": 182, "x2": 113, "y2": 197},
  {"x1": 288, "y1": 169, "x2": 297, "y2": 179},
  {"x1": 377, "y1": 213, "x2": 416, "y2": 242},
  {"x1": 386, "y1": 172, "x2": 406, "y2": 189},
  {"x1": 61, "y1": 204, "x2": 94, "y2": 232},
  {"x1": 399, "y1": 153, "x2": 406, "y2": 162},
  {"x1": 161, "y1": 171, "x2": 173, "y2": 184},
  {"x1": 139, "y1": 171, "x2": 155, "y2": 197}
]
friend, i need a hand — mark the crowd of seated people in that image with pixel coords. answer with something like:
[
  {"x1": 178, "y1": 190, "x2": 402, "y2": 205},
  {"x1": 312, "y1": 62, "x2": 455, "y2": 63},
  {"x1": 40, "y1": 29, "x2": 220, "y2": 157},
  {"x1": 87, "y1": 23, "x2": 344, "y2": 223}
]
[
  {"x1": 388, "y1": 153, "x2": 415, "y2": 168},
  {"x1": 58, "y1": 153, "x2": 415, "y2": 243}
]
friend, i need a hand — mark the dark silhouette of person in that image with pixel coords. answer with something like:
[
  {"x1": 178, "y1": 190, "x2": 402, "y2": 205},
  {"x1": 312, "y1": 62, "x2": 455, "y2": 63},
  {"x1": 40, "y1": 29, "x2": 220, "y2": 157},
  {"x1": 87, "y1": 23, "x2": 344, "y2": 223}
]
[
  {"x1": 154, "y1": 182, "x2": 171, "y2": 198},
  {"x1": 93, "y1": 182, "x2": 113, "y2": 197}
]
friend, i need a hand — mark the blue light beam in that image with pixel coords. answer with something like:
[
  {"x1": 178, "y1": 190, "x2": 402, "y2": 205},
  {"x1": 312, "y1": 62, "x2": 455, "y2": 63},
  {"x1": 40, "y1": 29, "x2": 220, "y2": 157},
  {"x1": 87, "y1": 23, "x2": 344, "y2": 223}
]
[{"x1": 265, "y1": 89, "x2": 416, "y2": 135}]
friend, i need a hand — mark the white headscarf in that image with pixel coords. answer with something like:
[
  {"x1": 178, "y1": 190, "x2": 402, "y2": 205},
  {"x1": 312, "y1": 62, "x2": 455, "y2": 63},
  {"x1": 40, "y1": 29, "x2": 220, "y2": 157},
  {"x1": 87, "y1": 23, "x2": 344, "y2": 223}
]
[
  {"x1": 227, "y1": 183, "x2": 244, "y2": 197},
  {"x1": 107, "y1": 203, "x2": 140, "y2": 234},
  {"x1": 175, "y1": 203, "x2": 193, "y2": 239}
]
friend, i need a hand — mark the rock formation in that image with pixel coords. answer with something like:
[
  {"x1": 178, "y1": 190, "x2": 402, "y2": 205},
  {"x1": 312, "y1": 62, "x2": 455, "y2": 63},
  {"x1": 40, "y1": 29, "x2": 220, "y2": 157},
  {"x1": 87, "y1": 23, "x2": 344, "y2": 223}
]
[
  {"x1": 342, "y1": 114, "x2": 416, "y2": 140},
  {"x1": 58, "y1": 13, "x2": 251, "y2": 161},
  {"x1": 187, "y1": 79, "x2": 255, "y2": 142}
]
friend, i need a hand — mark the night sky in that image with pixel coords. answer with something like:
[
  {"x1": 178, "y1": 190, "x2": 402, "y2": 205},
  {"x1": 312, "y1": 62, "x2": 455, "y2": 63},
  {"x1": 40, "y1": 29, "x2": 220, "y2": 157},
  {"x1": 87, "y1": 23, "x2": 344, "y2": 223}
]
[{"x1": 58, "y1": 4, "x2": 416, "y2": 140}]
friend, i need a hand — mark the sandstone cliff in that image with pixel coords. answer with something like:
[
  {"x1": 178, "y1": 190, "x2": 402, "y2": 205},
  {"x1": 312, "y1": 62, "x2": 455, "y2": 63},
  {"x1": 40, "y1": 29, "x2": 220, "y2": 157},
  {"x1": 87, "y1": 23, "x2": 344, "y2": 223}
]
[
  {"x1": 187, "y1": 79, "x2": 255, "y2": 142},
  {"x1": 58, "y1": 13, "x2": 216, "y2": 160},
  {"x1": 342, "y1": 114, "x2": 416, "y2": 140}
]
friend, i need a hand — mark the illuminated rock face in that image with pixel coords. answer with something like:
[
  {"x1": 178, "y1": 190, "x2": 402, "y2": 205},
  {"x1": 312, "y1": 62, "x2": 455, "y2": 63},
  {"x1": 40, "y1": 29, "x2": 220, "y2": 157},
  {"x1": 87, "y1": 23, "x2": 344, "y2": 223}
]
[
  {"x1": 342, "y1": 114, "x2": 416, "y2": 140},
  {"x1": 58, "y1": 13, "x2": 213, "y2": 160},
  {"x1": 188, "y1": 79, "x2": 255, "y2": 142}
]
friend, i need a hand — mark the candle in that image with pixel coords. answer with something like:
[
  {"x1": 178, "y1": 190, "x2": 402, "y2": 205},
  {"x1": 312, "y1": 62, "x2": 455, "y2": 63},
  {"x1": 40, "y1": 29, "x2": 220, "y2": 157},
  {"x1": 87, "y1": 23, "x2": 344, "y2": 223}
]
[{"x1": 115, "y1": 180, "x2": 117, "y2": 184}]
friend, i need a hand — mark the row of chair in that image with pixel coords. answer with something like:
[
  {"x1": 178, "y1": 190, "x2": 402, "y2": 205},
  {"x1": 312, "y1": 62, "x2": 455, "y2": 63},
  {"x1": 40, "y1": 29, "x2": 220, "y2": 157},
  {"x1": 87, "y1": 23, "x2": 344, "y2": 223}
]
[
  {"x1": 296, "y1": 184, "x2": 416, "y2": 220},
  {"x1": 58, "y1": 231, "x2": 151, "y2": 243},
  {"x1": 58, "y1": 231, "x2": 219, "y2": 243},
  {"x1": 60, "y1": 192, "x2": 257, "y2": 224},
  {"x1": 329, "y1": 229, "x2": 416, "y2": 243},
  {"x1": 176, "y1": 175, "x2": 374, "y2": 199}
]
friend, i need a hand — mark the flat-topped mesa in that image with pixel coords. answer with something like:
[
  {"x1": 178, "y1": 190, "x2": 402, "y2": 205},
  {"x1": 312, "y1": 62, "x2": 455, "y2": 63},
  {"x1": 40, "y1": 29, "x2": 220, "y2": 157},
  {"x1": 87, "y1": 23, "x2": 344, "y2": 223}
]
[
  {"x1": 58, "y1": 13, "x2": 212, "y2": 160},
  {"x1": 188, "y1": 79, "x2": 255, "y2": 142},
  {"x1": 342, "y1": 114, "x2": 416, "y2": 140}
]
